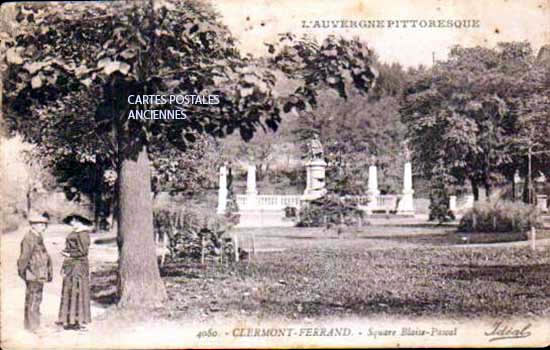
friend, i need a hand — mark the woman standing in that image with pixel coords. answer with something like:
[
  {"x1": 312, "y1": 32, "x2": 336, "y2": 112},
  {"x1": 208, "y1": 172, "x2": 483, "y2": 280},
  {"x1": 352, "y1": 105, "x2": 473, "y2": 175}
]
[{"x1": 58, "y1": 215, "x2": 92, "y2": 330}]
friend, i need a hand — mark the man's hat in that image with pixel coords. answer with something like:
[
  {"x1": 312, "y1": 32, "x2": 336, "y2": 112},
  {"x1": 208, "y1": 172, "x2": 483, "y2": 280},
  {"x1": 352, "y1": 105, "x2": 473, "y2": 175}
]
[{"x1": 28, "y1": 212, "x2": 49, "y2": 224}]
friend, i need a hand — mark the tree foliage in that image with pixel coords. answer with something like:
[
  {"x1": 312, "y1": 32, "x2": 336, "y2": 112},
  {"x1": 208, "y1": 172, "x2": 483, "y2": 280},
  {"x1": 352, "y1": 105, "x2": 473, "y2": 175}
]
[
  {"x1": 3, "y1": 0, "x2": 282, "y2": 308},
  {"x1": 267, "y1": 33, "x2": 377, "y2": 111},
  {"x1": 150, "y1": 133, "x2": 223, "y2": 195},
  {"x1": 3, "y1": 1, "x2": 281, "y2": 154},
  {"x1": 297, "y1": 193, "x2": 365, "y2": 228},
  {"x1": 292, "y1": 56, "x2": 408, "y2": 195},
  {"x1": 2, "y1": 1, "x2": 378, "y2": 307},
  {"x1": 401, "y1": 42, "x2": 550, "y2": 218}
]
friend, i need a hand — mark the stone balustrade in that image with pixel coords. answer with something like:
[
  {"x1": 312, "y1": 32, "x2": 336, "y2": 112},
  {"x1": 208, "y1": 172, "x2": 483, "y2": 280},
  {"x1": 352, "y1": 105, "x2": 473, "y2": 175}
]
[
  {"x1": 234, "y1": 193, "x2": 402, "y2": 212},
  {"x1": 218, "y1": 159, "x2": 416, "y2": 218},
  {"x1": 236, "y1": 194, "x2": 302, "y2": 211},
  {"x1": 344, "y1": 195, "x2": 398, "y2": 212},
  {"x1": 377, "y1": 195, "x2": 399, "y2": 211},
  {"x1": 341, "y1": 195, "x2": 370, "y2": 206}
]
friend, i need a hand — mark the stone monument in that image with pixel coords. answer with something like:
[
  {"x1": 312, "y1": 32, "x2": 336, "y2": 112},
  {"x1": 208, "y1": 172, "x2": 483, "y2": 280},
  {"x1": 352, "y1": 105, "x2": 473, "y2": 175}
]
[
  {"x1": 449, "y1": 195, "x2": 457, "y2": 213},
  {"x1": 535, "y1": 172, "x2": 548, "y2": 213},
  {"x1": 364, "y1": 155, "x2": 380, "y2": 214},
  {"x1": 302, "y1": 134, "x2": 327, "y2": 200},
  {"x1": 241, "y1": 153, "x2": 257, "y2": 210},
  {"x1": 397, "y1": 146, "x2": 415, "y2": 216},
  {"x1": 536, "y1": 194, "x2": 548, "y2": 213},
  {"x1": 217, "y1": 164, "x2": 228, "y2": 214}
]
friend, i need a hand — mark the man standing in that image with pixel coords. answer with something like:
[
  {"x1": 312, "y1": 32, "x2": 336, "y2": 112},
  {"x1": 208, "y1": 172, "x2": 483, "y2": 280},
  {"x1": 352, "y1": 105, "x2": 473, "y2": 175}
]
[{"x1": 17, "y1": 213, "x2": 53, "y2": 333}]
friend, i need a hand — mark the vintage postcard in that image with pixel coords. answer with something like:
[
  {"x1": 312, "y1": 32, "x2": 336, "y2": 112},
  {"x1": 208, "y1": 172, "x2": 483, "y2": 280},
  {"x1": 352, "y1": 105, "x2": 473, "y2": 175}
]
[{"x1": 1, "y1": 0, "x2": 549, "y2": 348}]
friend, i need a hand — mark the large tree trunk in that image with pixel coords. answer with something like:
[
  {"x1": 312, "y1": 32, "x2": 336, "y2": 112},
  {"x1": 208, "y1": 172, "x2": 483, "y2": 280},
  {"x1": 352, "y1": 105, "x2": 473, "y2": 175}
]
[
  {"x1": 117, "y1": 145, "x2": 167, "y2": 307},
  {"x1": 93, "y1": 160, "x2": 103, "y2": 231}
]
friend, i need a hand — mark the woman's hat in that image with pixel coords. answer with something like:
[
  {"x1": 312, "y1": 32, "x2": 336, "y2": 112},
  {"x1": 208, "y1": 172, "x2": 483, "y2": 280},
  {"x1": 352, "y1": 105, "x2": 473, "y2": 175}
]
[{"x1": 63, "y1": 214, "x2": 93, "y2": 226}]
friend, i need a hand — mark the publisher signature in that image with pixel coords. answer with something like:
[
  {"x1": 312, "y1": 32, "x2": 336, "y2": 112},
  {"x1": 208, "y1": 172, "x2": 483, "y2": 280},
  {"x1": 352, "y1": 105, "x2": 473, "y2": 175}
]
[{"x1": 484, "y1": 321, "x2": 532, "y2": 342}]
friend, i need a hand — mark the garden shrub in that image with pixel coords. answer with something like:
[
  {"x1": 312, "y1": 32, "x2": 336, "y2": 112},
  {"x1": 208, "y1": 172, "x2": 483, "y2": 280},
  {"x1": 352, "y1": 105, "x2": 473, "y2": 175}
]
[
  {"x1": 428, "y1": 167, "x2": 455, "y2": 223},
  {"x1": 284, "y1": 206, "x2": 297, "y2": 218},
  {"x1": 153, "y1": 207, "x2": 241, "y2": 264},
  {"x1": 458, "y1": 197, "x2": 543, "y2": 233},
  {"x1": 1, "y1": 209, "x2": 22, "y2": 233},
  {"x1": 224, "y1": 190, "x2": 240, "y2": 226},
  {"x1": 297, "y1": 193, "x2": 365, "y2": 228},
  {"x1": 33, "y1": 191, "x2": 92, "y2": 224},
  {"x1": 279, "y1": 168, "x2": 303, "y2": 187}
]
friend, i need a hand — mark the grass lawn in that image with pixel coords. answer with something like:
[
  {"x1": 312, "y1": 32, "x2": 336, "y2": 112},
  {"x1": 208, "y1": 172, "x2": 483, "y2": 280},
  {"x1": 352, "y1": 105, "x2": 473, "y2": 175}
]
[{"x1": 91, "y1": 226, "x2": 550, "y2": 322}]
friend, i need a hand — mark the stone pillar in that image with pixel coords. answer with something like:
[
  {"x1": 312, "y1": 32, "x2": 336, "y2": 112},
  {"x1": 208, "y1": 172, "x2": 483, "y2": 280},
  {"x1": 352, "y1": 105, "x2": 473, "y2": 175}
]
[
  {"x1": 536, "y1": 194, "x2": 548, "y2": 213},
  {"x1": 217, "y1": 165, "x2": 228, "y2": 214},
  {"x1": 367, "y1": 164, "x2": 379, "y2": 194},
  {"x1": 397, "y1": 161, "x2": 415, "y2": 215},
  {"x1": 302, "y1": 159, "x2": 327, "y2": 200},
  {"x1": 246, "y1": 163, "x2": 257, "y2": 195},
  {"x1": 245, "y1": 163, "x2": 257, "y2": 209},
  {"x1": 464, "y1": 194, "x2": 474, "y2": 209},
  {"x1": 449, "y1": 195, "x2": 457, "y2": 213},
  {"x1": 365, "y1": 163, "x2": 380, "y2": 214}
]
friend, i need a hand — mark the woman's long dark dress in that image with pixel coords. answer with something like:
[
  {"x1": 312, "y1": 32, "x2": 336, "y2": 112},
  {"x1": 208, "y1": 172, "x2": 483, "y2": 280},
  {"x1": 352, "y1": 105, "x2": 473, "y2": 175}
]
[{"x1": 58, "y1": 229, "x2": 91, "y2": 327}]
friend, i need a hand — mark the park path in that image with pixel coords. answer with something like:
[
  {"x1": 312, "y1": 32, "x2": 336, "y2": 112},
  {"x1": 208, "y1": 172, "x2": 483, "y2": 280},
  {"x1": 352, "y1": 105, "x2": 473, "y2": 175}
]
[
  {"x1": 1, "y1": 224, "x2": 115, "y2": 349},
  {"x1": 1, "y1": 224, "x2": 244, "y2": 349},
  {"x1": 2, "y1": 221, "x2": 549, "y2": 349}
]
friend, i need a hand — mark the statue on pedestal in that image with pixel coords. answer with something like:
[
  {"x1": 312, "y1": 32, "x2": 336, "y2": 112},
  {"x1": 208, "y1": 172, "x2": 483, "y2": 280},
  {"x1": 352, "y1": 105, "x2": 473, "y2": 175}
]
[
  {"x1": 247, "y1": 150, "x2": 255, "y2": 163},
  {"x1": 403, "y1": 140, "x2": 412, "y2": 162},
  {"x1": 302, "y1": 133, "x2": 327, "y2": 199},
  {"x1": 369, "y1": 154, "x2": 376, "y2": 166},
  {"x1": 307, "y1": 134, "x2": 324, "y2": 161}
]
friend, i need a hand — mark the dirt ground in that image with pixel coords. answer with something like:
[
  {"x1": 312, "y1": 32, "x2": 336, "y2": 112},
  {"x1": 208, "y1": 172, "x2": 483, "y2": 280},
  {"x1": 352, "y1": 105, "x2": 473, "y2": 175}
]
[
  {"x1": 2, "y1": 222, "x2": 550, "y2": 349},
  {"x1": 1, "y1": 224, "x2": 117, "y2": 349}
]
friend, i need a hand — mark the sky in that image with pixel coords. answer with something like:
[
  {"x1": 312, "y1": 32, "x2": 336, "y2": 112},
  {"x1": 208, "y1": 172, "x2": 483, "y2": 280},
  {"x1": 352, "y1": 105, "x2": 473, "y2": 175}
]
[{"x1": 213, "y1": 0, "x2": 550, "y2": 67}]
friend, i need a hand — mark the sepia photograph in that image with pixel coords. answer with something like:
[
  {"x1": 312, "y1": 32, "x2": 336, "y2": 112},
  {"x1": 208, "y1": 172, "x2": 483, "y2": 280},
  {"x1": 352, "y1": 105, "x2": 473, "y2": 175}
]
[{"x1": 0, "y1": 0, "x2": 549, "y2": 348}]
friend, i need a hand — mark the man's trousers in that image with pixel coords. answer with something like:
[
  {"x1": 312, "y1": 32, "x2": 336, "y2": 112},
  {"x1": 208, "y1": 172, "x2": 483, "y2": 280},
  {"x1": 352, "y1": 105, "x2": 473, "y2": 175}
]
[{"x1": 24, "y1": 281, "x2": 44, "y2": 332}]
